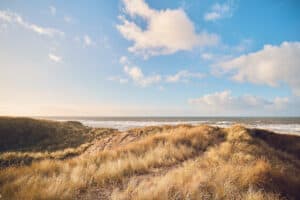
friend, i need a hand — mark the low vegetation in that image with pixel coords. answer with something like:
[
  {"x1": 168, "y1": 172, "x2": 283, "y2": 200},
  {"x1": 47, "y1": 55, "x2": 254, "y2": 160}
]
[
  {"x1": 0, "y1": 118, "x2": 299, "y2": 200},
  {"x1": 0, "y1": 117, "x2": 116, "y2": 167},
  {"x1": 0, "y1": 117, "x2": 93, "y2": 152}
]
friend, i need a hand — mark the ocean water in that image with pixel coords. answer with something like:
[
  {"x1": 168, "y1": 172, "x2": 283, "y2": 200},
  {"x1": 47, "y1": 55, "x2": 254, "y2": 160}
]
[{"x1": 42, "y1": 117, "x2": 300, "y2": 135}]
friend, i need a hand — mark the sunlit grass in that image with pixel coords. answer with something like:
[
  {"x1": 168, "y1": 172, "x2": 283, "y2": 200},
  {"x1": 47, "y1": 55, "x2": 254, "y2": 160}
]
[
  {"x1": 112, "y1": 126, "x2": 300, "y2": 200},
  {"x1": 0, "y1": 119, "x2": 299, "y2": 200}
]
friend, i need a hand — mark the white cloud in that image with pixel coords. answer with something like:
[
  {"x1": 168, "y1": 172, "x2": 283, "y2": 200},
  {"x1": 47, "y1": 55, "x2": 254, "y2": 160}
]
[
  {"x1": 119, "y1": 56, "x2": 129, "y2": 64},
  {"x1": 111, "y1": 67, "x2": 204, "y2": 86},
  {"x1": 188, "y1": 90, "x2": 290, "y2": 115},
  {"x1": 218, "y1": 41, "x2": 300, "y2": 96},
  {"x1": 112, "y1": 56, "x2": 205, "y2": 86},
  {"x1": 117, "y1": 0, "x2": 219, "y2": 57},
  {"x1": 0, "y1": 10, "x2": 64, "y2": 37},
  {"x1": 48, "y1": 53, "x2": 62, "y2": 63},
  {"x1": 49, "y1": 6, "x2": 56, "y2": 16},
  {"x1": 201, "y1": 53, "x2": 214, "y2": 60},
  {"x1": 166, "y1": 70, "x2": 205, "y2": 83},
  {"x1": 113, "y1": 55, "x2": 204, "y2": 86},
  {"x1": 204, "y1": 1, "x2": 235, "y2": 21},
  {"x1": 124, "y1": 65, "x2": 161, "y2": 87},
  {"x1": 83, "y1": 34, "x2": 93, "y2": 46},
  {"x1": 111, "y1": 56, "x2": 161, "y2": 87}
]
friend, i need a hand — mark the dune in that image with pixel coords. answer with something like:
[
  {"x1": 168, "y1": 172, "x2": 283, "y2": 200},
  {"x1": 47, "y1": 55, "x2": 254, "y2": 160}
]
[{"x1": 0, "y1": 117, "x2": 299, "y2": 200}]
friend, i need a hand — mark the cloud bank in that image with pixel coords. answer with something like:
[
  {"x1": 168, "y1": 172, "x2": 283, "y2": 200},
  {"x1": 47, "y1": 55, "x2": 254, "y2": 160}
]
[
  {"x1": 218, "y1": 42, "x2": 300, "y2": 96},
  {"x1": 189, "y1": 90, "x2": 290, "y2": 115}
]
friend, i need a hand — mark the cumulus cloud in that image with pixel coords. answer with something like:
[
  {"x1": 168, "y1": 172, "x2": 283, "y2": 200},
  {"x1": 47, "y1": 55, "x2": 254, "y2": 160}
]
[
  {"x1": 204, "y1": 1, "x2": 235, "y2": 21},
  {"x1": 48, "y1": 53, "x2": 62, "y2": 63},
  {"x1": 117, "y1": 0, "x2": 219, "y2": 57},
  {"x1": 0, "y1": 10, "x2": 64, "y2": 37},
  {"x1": 124, "y1": 65, "x2": 161, "y2": 87},
  {"x1": 218, "y1": 41, "x2": 300, "y2": 96},
  {"x1": 112, "y1": 56, "x2": 205, "y2": 87},
  {"x1": 166, "y1": 70, "x2": 205, "y2": 83},
  {"x1": 111, "y1": 56, "x2": 161, "y2": 87},
  {"x1": 110, "y1": 57, "x2": 161, "y2": 87},
  {"x1": 188, "y1": 90, "x2": 290, "y2": 115}
]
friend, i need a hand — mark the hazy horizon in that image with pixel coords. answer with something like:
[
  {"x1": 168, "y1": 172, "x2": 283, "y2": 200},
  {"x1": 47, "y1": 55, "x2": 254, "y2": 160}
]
[{"x1": 2, "y1": 115, "x2": 300, "y2": 118}]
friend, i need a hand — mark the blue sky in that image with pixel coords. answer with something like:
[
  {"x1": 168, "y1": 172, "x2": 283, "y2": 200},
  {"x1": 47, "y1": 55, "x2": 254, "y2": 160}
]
[{"x1": 0, "y1": 0, "x2": 300, "y2": 116}]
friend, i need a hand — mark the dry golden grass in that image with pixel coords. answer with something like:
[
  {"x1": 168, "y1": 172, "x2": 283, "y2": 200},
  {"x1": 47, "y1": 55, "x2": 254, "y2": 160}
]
[
  {"x1": 0, "y1": 125, "x2": 224, "y2": 199},
  {"x1": 0, "y1": 117, "x2": 116, "y2": 168},
  {"x1": 0, "y1": 117, "x2": 92, "y2": 152},
  {"x1": 112, "y1": 126, "x2": 300, "y2": 200},
  {"x1": 0, "y1": 142, "x2": 92, "y2": 168},
  {"x1": 0, "y1": 120, "x2": 299, "y2": 200}
]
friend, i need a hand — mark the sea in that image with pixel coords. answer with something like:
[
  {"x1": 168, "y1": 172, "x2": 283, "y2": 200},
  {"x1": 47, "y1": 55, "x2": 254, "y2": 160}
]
[{"x1": 41, "y1": 117, "x2": 300, "y2": 135}]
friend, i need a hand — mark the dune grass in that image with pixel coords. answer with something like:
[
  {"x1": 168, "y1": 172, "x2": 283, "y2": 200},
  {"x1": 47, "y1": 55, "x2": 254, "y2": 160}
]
[
  {"x1": 112, "y1": 126, "x2": 300, "y2": 200},
  {"x1": 0, "y1": 117, "x2": 93, "y2": 152},
  {"x1": 0, "y1": 117, "x2": 116, "y2": 168},
  {"x1": 0, "y1": 118, "x2": 299, "y2": 200},
  {"x1": 0, "y1": 142, "x2": 92, "y2": 168},
  {"x1": 0, "y1": 125, "x2": 225, "y2": 199}
]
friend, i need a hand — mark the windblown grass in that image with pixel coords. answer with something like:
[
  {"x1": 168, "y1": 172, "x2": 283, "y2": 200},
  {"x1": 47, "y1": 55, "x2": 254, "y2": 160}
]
[
  {"x1": 0, "y1": 142, "x2": 92, "y2": 168},
  {"x1": 0, "y1": 125, "x2": 225, "y2": 199},
  {"x1": 0, "y1": 119, "x2": 299, "y2": 200},
  {"x1": 0, "y1": 117, "x2": 92, "y2": 152},
  {"x1": 112, "y1": 126, "x2": 300, "y2": 200},
  {"x1": 0, "y1": 117, "x2": 116, "y2": 168}
]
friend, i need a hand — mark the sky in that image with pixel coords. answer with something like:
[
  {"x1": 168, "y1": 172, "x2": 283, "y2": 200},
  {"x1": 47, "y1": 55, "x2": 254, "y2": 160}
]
[{"x1": 0, "y1": 0, "x2": 300, "y2": 116}]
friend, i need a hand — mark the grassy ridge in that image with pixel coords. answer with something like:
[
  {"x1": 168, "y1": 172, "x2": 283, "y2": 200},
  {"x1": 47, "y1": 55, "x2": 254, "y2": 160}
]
[
  {"x1": 0, "y1": 117, "x2": 116, "y2": 168},
  {"x1": 0, "y1": 118, "x2": 299, "y2": 200},
  {"x1": 0, "y1": 117, "x2": 92, "y2": 152},
  {"x1": 112, "y1": 126, "x2": 300, "y2": 200}
]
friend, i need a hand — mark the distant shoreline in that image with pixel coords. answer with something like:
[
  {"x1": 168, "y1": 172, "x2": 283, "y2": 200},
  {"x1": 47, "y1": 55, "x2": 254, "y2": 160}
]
[{"x1": 33, "y1": 116, "x2": 300, "y2": 135}]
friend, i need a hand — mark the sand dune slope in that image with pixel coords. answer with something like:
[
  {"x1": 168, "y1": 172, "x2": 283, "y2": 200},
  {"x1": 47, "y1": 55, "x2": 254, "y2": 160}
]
[{"x1": 0, "y1": 118, "x2": 299, "y2": 200}]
